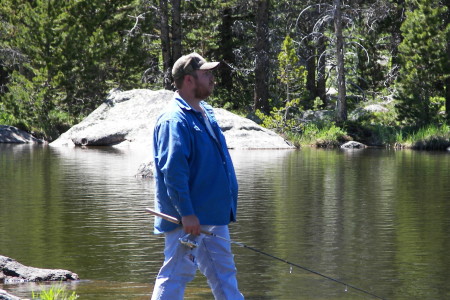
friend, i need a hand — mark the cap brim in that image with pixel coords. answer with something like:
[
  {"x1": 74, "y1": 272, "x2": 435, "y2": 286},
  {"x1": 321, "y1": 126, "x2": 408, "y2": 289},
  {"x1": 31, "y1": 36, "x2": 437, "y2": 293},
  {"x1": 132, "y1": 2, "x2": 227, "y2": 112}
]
[{"x1": 199, "y1": 61, "x2": 220, "y2": 70}]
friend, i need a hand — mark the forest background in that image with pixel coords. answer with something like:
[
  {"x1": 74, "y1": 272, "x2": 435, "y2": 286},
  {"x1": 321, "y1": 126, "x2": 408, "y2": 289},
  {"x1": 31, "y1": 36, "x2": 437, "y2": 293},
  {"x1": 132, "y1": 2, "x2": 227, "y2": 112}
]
[{"x1": 0, "y1": 0, "x2": 449, "y2": 149}]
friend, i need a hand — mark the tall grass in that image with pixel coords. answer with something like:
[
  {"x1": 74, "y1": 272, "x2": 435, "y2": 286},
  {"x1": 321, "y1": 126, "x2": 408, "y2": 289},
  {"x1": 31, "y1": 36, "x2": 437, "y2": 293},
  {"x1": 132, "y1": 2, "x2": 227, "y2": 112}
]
[
  {"x1": 32, "y1": 285, "x2": 79, "y2": 300},
  {"x1": 396, "y1": 124, "x2": 450, "y2": 150}
]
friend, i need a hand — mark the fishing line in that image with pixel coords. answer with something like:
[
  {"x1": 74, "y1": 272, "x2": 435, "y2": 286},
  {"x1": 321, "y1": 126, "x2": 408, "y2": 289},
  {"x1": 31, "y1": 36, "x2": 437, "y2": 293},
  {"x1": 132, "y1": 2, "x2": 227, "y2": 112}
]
[
  {"x1": 214, "y1": 233, "x2": 386, "y2": 300},
  {"x1": 145, "y1": 208, "x2": 387, "y2": 300}
]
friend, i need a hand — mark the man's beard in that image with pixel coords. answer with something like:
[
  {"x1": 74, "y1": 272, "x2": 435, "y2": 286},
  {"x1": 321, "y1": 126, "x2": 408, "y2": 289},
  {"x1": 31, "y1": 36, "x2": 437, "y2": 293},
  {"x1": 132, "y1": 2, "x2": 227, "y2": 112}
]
[{"x1": 194, "y1": 79, "x2": 213, "y2": 99}]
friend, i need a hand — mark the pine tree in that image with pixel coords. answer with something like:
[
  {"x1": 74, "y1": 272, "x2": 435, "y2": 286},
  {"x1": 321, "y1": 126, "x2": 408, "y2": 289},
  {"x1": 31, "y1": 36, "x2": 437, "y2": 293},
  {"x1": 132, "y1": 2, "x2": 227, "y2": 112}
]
[
  {"x1": 1, "y1": 0, "x2": 67, "y2": 137},
  {"x1": 182, "y1": 0, "x2": 256, "y2": 110},
  {"x1": 396, "y1": 0, "x2": 450, "y2": 126},
  {"x1": 58, "y1": 0, "x2": 155, "y2": 116},
  {"x1": 0, "y1": 0, "x2": 156, "y2": 139},
  {"x1": 277, "y1": 35, "x2": 307, "y2": 119}
]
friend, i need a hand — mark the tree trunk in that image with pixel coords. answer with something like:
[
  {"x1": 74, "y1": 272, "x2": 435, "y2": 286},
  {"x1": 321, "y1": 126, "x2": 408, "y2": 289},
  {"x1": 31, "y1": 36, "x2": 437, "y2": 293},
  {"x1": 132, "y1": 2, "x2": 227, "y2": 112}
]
[
  {"x1": 0, "y1": 66, "x2": 8, "y2": 94},
  {"x1": 444, "y1": 39, "x2": 450, "y2": 125},
  {"x1": 445, "y1": 76, "x2": 450, "y2": 124},
  {"x1": 171, "y1": 0, "x2": 182, "y2": 63},
  {"x1": 440, "y1": 0, "x2": 450, "y2": 124},
  {"x1": 334, "y1": 0, "x2": 347, "y2": 123},
  {"x1": 254, "y1": 0, "x2": 270, "y2": 113},
  {"x1": 306, "y1": 48, "x2": 316, "y2": 107},
  {"x1": 219, "y1": 6, "x2": 234, "y2": 96},
  {"x1": 159, "y1": 0, "x2": 172, "y2": 90},
  {"x1": 317, "y1": 34, "x2": 327, "y2": 107}
]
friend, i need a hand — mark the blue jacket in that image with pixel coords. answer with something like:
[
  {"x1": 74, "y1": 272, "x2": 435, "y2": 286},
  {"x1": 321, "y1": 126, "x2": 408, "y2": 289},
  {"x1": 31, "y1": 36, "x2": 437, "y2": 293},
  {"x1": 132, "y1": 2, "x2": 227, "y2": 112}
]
[{"x1": 153, "y1": 93, "x2": 238, "y2": 233}]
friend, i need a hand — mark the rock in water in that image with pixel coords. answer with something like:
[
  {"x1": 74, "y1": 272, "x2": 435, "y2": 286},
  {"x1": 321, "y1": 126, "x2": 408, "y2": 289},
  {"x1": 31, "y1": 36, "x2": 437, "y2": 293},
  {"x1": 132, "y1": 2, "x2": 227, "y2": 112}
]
[
  {"x1": 0, "y1": 289, "x2": 21, "y2": 300},
  {"x1": 0, "y1": 255, "x2": 79, "y2": 283},
  {"x1": 340, "y1": 141, "x2": 366, "y2": 149}
]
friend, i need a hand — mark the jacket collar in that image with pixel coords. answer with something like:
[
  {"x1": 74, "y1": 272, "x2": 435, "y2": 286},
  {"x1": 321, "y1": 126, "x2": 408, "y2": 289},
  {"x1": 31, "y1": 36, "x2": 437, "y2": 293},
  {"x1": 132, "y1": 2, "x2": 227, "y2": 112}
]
[
  {"x1": 174, "y1": 92, "x2": 206, "y2": 113},
  {"x1": 174, "y1": 92, "x2": 192, "y2": 110}
]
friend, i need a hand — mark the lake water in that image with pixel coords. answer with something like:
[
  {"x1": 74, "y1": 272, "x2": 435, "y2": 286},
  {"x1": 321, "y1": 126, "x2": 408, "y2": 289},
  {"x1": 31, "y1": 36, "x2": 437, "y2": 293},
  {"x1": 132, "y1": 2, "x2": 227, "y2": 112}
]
[{"x1": 0, "y1": 144, "x2": 449, "y2": 300}]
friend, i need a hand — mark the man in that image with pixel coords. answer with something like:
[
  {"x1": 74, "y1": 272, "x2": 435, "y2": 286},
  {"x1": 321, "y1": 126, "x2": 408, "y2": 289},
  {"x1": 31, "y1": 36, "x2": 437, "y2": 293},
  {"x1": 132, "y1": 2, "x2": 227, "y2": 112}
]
[{"x1": 151, "y1": 52, "x2": 244, "y2": 300}]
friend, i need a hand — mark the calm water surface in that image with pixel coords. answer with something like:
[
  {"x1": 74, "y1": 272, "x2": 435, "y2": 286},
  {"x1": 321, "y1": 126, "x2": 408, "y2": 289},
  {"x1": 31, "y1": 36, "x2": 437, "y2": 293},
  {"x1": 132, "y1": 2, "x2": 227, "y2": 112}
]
[{"x1": 0, "y1": 145, "x2": 449, "y2": 300}]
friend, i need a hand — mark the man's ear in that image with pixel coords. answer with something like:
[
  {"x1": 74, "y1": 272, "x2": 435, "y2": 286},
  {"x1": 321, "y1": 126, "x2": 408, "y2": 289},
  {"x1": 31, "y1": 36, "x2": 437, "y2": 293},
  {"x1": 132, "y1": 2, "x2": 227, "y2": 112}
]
[{"x1": 184, "y1": 74, "x2": 194, "y2": 86}]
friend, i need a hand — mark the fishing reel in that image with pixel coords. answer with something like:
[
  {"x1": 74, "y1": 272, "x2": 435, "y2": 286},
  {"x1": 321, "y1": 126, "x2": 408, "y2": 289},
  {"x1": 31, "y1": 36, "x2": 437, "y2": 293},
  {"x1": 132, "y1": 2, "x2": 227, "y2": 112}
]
[{"x1": 179, "y1": 236, "x2": 199, "y2": 249}]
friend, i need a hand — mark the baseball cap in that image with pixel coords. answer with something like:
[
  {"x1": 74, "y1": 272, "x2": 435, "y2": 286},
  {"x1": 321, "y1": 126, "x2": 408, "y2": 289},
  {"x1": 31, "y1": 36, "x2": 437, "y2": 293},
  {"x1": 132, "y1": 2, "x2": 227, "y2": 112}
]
[{"x1": 172, "y1": 53, "x2": 220, "y2": 80}]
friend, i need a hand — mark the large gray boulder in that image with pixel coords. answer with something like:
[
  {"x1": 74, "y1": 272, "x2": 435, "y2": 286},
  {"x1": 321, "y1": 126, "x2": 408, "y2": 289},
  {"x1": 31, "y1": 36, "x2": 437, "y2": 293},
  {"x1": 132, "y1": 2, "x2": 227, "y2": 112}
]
[
  {"x1": 0, "y1": 255, "x2": 79, "y2": 283},
  {"x1": 0, "y1": 125, "x2": 45, "y2": 144},
  {"x1": 50, "y1": 89, "x2": 294, "y2": 149}
]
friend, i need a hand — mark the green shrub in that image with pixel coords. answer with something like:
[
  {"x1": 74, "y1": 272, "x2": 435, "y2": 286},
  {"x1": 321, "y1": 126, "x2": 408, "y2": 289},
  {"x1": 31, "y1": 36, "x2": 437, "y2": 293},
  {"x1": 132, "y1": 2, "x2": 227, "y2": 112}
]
[{"x1": 287, "y1": 122, "x2": 351, "y2": 148}]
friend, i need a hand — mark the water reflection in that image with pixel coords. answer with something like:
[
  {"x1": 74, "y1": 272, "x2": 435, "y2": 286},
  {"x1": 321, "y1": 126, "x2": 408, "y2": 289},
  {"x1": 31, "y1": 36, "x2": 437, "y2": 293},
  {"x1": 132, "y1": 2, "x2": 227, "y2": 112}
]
[{"x1": 1, "y1": 145, "x2": 449, "y2": 299}]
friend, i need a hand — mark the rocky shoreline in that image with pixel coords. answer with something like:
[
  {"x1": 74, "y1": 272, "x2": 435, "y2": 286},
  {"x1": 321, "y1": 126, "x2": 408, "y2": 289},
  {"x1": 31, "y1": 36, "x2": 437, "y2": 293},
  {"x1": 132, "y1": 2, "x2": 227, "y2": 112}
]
[
  {"x1": 0, "y1": 126, "x2": 46, "y2": 144},
  {"x1": 0, "y1": 89, "x2": 295, "y2": 150},
  {"x1": 0, "y1": 255, "x2": 78, "y2": 300}
]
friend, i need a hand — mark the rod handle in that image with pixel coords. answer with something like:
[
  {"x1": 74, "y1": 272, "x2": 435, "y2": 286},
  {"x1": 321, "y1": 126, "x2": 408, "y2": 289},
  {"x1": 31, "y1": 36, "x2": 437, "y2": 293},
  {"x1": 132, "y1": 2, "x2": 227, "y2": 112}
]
[
  {"x1": 144, "y1": 208, "x2": 213, "y2": 236},
  {"x1": 145, "y1": 208, "x2": 181, "y2": 224}
]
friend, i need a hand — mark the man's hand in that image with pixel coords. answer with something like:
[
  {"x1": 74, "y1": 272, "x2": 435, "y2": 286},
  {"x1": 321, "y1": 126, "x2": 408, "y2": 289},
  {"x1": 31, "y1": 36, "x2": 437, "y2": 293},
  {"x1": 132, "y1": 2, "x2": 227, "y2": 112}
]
[{"x1": 181, "y1": 214, "x2": 201, "y2": 236}]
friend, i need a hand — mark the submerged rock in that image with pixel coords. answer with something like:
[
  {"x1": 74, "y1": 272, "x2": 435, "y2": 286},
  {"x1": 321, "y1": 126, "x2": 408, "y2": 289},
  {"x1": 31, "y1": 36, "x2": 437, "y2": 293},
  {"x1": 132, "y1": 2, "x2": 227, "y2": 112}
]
[
  {"x1": 136, "y1": 160, "x2": 154, "y2": 178},
  {"x1": 50, "y1": 89, "x2": 294, "y2": 150},
  {"x1": 0, "y1": 255, "x2": 79, "y2": 283}
]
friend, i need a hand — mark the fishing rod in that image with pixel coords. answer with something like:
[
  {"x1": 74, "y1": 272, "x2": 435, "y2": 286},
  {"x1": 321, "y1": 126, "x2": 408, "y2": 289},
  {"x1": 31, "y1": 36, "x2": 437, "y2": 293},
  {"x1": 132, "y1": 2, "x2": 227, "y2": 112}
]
[{"x1": 145, "y1": 208, "x2": 387, "y2": 300}]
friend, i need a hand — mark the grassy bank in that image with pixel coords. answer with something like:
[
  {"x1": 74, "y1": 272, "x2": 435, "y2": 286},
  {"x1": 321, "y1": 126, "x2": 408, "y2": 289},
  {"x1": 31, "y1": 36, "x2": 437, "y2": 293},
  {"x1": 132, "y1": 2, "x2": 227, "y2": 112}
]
[
  {"x1": 394, "y1": 124, "x2": 450, "y2": 150},
  {"x1": 286, "y1": 122, "x2": 450, "y2": 151}
]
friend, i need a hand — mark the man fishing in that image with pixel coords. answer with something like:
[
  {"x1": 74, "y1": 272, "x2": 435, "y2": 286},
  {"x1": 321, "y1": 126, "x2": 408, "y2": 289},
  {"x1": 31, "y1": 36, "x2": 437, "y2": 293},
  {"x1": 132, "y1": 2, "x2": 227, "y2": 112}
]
[{"x1": 151, "y1": 52, "x2": 244, "y2": 300}]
